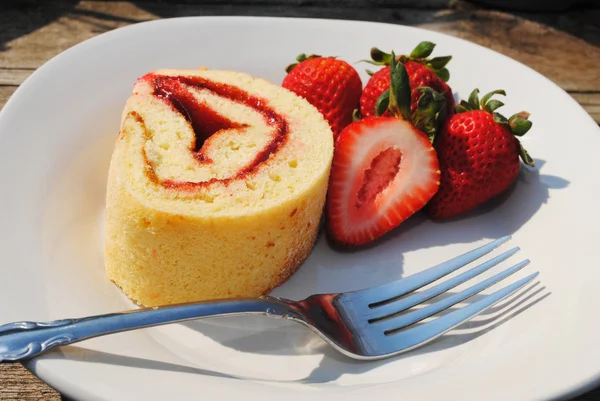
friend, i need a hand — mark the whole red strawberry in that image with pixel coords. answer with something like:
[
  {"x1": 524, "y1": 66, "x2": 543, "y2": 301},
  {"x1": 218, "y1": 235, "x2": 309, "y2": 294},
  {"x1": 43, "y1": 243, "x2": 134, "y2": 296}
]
[
  {"x1": 359, "y1": 42, "x2": 455, "y2": 122},
  {"x1": 326, "y1": 54, "x2": 444, "y2": 247},
  {"x1": 425, "y1": 89, "x2": 535, "y2": 219},
  {"x1": 282, "y1": 54, "x2": 362, "y2": 139}
]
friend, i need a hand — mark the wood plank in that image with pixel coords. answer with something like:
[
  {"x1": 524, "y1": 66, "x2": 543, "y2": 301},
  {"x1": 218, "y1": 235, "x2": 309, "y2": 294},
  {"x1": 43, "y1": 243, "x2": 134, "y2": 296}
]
[
  {"x1": 0, "y1": 2, "x2": 154, "y2": 69},
  {"x1": 416, "y1": 6, "x2": 600, "y2": 92},
  {"x1": 0, "y1": 68, "x2": 34, "y2": 85},
  {"x1": 0, "y1": 2, "x2": 597, "y2": 90},
  {"x1": 3, "y1": 1, "x2": 600, "y2": 121},
  {"x1": 8, "y1": 0, "x2": 453, "y2": 7},
  {"x1": 0, "y1": 85, "x2": 17, "y2": 108},
  {"x1": 0, "y1": 364, "x2": 61, "y2": 400},
  {"x1": 570, "y1": 92, "x2": 600, "y2": 123}
]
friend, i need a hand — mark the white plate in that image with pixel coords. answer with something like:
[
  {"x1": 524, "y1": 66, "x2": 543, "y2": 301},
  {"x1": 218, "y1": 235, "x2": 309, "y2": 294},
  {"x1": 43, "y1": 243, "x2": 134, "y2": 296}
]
[{"x1": 0, "y1": 16, "x2": 598, "y2": 401}]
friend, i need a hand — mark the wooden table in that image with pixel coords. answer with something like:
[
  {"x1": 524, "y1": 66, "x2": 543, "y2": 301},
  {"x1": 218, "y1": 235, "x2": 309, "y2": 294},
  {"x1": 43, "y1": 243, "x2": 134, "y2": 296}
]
[{"x1": 0, "y1": 1, "x2": 599, "y2": 400}]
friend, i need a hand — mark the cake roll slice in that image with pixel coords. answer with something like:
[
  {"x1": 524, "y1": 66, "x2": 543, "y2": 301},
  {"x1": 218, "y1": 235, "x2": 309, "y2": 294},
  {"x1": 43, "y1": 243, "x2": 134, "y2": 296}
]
[{"x1": 105, "y1": 69, "x2": 333, "y2": 307}]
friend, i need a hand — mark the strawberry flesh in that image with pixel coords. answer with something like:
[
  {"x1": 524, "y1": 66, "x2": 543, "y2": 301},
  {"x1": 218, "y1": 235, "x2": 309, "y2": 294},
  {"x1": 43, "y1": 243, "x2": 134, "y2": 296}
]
[
  {"x1": 357, "y1": 148, "x2": 402, "y2": 206},
  {"x1": 326, "y1": 117, "x2": 440, "y2": 246}
]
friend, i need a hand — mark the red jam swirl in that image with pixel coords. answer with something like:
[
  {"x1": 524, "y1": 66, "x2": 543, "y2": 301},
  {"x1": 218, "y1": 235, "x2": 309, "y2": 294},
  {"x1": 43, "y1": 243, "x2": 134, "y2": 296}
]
[{"x1": 139, "y1": 73, "x2": 289, "y2": 190}]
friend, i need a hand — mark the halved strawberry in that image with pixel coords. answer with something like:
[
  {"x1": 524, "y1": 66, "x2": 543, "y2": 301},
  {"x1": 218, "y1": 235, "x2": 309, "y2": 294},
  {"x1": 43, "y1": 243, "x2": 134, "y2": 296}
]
[
  {"x1": 326, "y1": 116, "x2": 440, "y2": 246},
  {"x1": 326, "y1": 52, "x2": 444, "y2": 247}
]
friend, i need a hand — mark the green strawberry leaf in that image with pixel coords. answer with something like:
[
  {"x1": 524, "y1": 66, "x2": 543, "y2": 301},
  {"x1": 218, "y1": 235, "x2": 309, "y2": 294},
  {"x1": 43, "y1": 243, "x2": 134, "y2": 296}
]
[
  {"x1": 517, "y1": 139, "x2": 536, "y2": 167},
  {"x1": 428, "y1": 56, "x2": 452, "y2": 69},
  {"x1": 359, "y1": 59, "x2": 387, "y2": 67},
  {"x1": 484, "y1": 99, "x2": 504, "y2": 112},
  {"x1": 352, "y1": 108, "x2": 362, "y2": 122},
  {"x1": 370, "y1": 47, "x2": 393, "y2": 65},
  {"x1": 468, "y1": 88, "x2": 480, "y2": 110},
  {"x1": 375, "y1": 89, "x2": 390, "y2": 116},
  {"x1": 493, "y1": 112, "x2": 509, "y2": 124},
  {"x1": 388, "y1": 51, "x2": 411, "y2": 120},
  {"x1": 456, "y1": 104, "x2": 471, "y2": 113},
  {"x1": 459, "y1": 100, "x2": 472, "y2": 111},
  {"x1": 284, "y1": 63, "x2": 296, "y2": 73},
  {"x1": 509, "y1": 112, "x2": 533, "y2": 136},
  {"x1": 285, "y1": 53, "x2": 321, "y2": 73},
  {"x1": 410, "y1": 41, "x2": 436, "y2": 59},
  {"x1": 480, "y1": 89, "x2": 506, "y2": 107},
  {"x1": 435, "y1": 67, "x2": 450, "y2": 82},
  {"x1": 412, "y1": 87, "x2": 446, "y2": 141}
]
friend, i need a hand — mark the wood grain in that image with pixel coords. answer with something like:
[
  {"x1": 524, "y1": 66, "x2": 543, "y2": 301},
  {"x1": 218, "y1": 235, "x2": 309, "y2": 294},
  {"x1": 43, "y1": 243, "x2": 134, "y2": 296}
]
[
  {"x1": 570, "y1": 92, "x2": 600, "y2": 122},
  {"x1": 0, "y1": 364, "x2": 60, "y2": 400},
  {"x1": 0, "y1": 86, "x2": 18, "y2": 107},
  {"x1": 0, "y1": 1, "x2": 598, "y2": 120},
  {"x1": 0, "y1": 1, "x2": 599, "y2": 400},
  {"x1": 0, "y1": 69, "x2": 33, "y2": 86}
]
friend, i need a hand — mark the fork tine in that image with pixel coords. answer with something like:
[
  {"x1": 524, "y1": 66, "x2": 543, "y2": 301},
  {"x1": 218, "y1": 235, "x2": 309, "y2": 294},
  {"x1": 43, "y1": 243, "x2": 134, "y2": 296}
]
[
  {"x1": 368, "y1": 247, "x2": 520, "y2": 321},
  {"x1": 363, "y1": 236, "x2": 512, "y2": 307},
  {"x1": 381, "y1": 272, "x2": 539, "y2": 356},
  {"x1": 377, "y1": 259, "x2": 530, "y2": 333}
]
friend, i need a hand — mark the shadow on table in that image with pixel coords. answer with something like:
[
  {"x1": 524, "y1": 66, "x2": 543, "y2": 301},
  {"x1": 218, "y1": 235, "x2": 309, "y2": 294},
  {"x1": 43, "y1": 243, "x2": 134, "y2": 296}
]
[
  {"x1": 127, "y1": 0, "x2": 599, "y2": 48},
  {"x1": 0, "y1": 0, "x2": 144, "y2": 52}
]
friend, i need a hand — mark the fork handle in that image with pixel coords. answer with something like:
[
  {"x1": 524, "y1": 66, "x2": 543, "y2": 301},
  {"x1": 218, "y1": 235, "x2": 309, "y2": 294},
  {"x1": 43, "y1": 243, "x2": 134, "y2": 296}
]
[{"x1": 0, "y1": 296, "x2": 294, "y2": 362}]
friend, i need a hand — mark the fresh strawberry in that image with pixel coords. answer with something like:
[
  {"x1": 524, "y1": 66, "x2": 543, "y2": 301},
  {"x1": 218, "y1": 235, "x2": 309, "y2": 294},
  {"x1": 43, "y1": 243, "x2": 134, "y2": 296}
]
[
  {"x1": 326, "y1": 55, "x2": 443, "y2": 247},
  {"x1": 425, "y1": 89, "x2": 535, "y2": 219},
  {"x1": 282, "y1": 54, "x2": 362, "y2": 139},
  {"x1": 359, "y1": 42, "x2": 455, "y2": 122},
  {"x1": 360, "y1": 67, "x2": 391, "y2": 118}
]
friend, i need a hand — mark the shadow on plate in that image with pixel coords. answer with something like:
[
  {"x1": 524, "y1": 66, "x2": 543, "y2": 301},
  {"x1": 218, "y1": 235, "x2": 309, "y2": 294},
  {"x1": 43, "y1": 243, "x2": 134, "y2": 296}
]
[
  {"x1": 182, "y1": 280, "x2": 548, "y2": 383},
  {"x1": 34, "y1": 281, "x2": 548, "y2": 383},
  {"x1": 36, "y1": 345, "x2": 233, "y2": 379},
  {"x1": 272, "y1": 159, "x2": 566, "y2": 303},
  {"x1": 301, "y1": 282, "x2": 549, "y2": 383},
  {"x1": 45, "y1": 159, "x2": 557, "y2": 381},
  {"x1": 174, "y1": 158, "x2": 559, "y2": 382},
  {"x1": 372, "y1": 159, "x2": 568, "y2": 250}
]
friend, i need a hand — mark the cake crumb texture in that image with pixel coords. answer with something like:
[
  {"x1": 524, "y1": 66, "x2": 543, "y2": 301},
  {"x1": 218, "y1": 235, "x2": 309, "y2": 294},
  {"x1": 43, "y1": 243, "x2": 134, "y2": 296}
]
[{"x1": 105, "y1": 68, "x2": 333, "y2": 307}]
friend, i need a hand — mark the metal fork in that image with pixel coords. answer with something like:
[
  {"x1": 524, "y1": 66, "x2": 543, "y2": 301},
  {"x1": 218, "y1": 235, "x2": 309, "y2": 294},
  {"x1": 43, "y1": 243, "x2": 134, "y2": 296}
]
[{"x1": 0, "y1": 236, "x2": 537, "y2": 362}]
